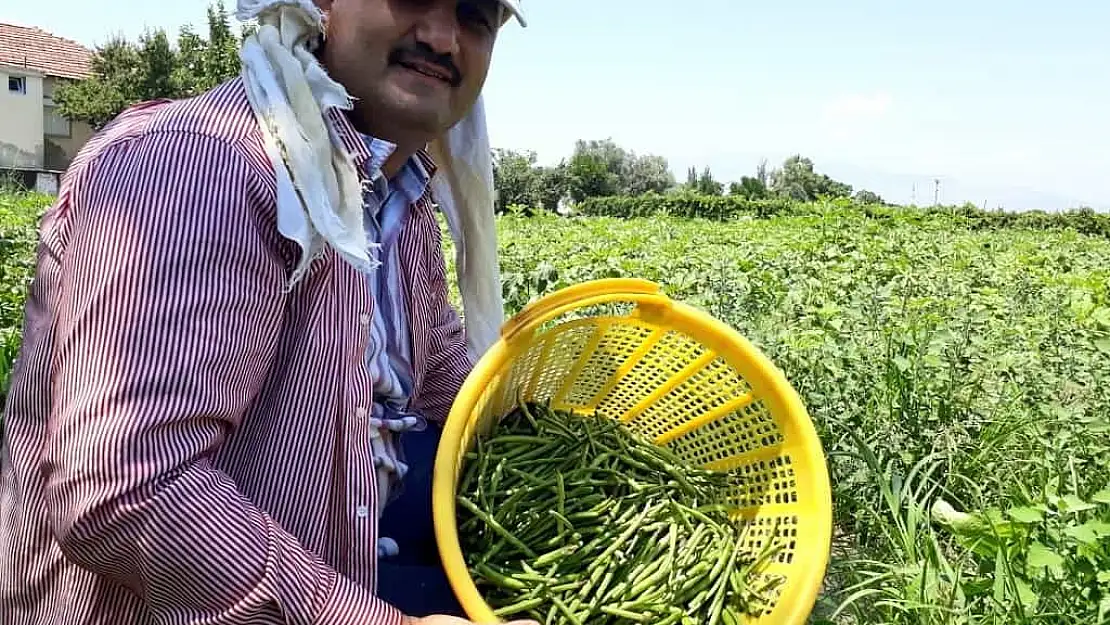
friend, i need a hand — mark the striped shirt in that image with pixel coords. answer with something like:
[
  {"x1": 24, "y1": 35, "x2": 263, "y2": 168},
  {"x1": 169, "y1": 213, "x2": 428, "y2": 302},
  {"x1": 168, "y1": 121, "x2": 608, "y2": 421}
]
[
  {"x1": 354, "y1": 134, "x2": 434, "y2": 550},
  {"x1": 0, "y1": 77, "x2": 475, "y2": 625}
]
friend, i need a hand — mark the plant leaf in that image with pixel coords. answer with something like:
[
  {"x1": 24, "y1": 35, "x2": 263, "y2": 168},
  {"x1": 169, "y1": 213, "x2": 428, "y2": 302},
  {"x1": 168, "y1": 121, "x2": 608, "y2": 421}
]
[
  {"x1": 1007, "y1": 506, "x2": 1044, "y2": 524},
  {"x1": 1026, "y1": 541, "x2": 1065, "y2": 578},
  {"x1": 1064, "y1": 521, "x2": 1101, "y2": 546},
  {"x1": 1092, "y1": 489, "x2": 1110, "y2": 505},
  {"x1": 1015, "y1": 577, "x2": 1039, "y2": 613},
  {"x1": 1086, "y1": 520, "x2": 1110, "y2": 536},
  {"x1": 993, "y1": 549, "x2": 1007, "y2": 605},
  {"x1": 1094, "y1": 307, "x2": 1110, "y2": 328},
  {"x1": 1060, "y1": 494, "x2": 1097, "y2": 514},
  {"x1": 1095, "y1": 338, "x2": 1110, "y2": 355}
]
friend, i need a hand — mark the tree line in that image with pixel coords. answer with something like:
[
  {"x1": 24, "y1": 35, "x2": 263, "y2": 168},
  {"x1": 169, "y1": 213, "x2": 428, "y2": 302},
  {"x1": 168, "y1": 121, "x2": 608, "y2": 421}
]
[{"x1": 492, "y1": 143, "x2": 886, "y2": 214}]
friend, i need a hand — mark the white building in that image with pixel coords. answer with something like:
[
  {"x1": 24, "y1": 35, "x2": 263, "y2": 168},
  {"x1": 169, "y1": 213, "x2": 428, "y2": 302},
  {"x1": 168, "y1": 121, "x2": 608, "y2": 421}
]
[{"x1": 0, "y1": 22, "x2": 94, "y2": 171}]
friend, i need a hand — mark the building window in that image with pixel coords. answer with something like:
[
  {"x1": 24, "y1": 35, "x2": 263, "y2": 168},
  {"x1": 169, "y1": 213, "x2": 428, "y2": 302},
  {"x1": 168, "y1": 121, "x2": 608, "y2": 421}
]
[
  {"x1": 44, "y1": 104, "x2": 71, "y2": 138},
  {"x1": 8, "y1": 76, "x2": 26, "y2": 94}
]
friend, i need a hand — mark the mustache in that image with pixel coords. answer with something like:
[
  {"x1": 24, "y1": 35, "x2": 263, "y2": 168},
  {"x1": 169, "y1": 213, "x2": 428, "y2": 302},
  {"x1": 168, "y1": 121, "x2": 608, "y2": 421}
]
[{"x1": 388, "y1": 44, "x2": 462, "y2": 87}]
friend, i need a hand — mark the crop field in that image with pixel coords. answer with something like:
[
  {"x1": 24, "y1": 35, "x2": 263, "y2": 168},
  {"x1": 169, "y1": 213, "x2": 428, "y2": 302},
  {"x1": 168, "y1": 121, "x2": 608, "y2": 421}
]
[{"x1": 2, "y1": 187, "x2": 1109, "y2": 624}]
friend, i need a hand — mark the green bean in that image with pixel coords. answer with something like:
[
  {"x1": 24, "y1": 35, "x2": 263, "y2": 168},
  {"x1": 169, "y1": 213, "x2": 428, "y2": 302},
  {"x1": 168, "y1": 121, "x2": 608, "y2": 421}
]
[
  {"x1": 475, "y1": 563, "x2": 527, "y2": 591},
  {"x1": 493, "y1": 596, "x2": 545, "y2": 617},
  {"x1": 550, "y1": 596, "x2": 584, "y2": 625},
  {"x1": 707, "y1": 535, "x2": 745, "y2": 625},
  {"x1": 457, "y1": 495, "x2": 536, "y2": 558},
  {"x1": 534, "y1": 543, "x2": 578, "y2": 568},
  {"x1": 600, "y1": 605, "x2": 652, "y2": 622},
  {"x1": 456, "y1": 401, "x2": 778, "y2": 624}
]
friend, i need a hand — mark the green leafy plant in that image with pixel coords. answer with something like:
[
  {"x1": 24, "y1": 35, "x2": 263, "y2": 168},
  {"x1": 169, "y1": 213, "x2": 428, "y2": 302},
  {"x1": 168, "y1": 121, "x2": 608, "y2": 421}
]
[
  {"x1": 5, "y1": 187, "x2": 1109, "y2": 624},
  {"x1": 931, "y1": 487, "x2": 1110, "y2": 623}
]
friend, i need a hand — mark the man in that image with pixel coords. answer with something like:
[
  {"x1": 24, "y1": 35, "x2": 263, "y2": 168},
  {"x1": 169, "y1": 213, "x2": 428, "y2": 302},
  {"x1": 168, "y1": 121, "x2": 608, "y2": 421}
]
[{"x1": 0, "y1": 0, "x2": 539, "y2": 624}]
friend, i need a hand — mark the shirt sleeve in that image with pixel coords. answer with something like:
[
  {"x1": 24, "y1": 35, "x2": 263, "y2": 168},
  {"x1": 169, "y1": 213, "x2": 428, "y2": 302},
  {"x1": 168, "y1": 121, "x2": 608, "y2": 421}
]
[{"x1": 40, "y1": 130, "x2": 405, "y2": 625}]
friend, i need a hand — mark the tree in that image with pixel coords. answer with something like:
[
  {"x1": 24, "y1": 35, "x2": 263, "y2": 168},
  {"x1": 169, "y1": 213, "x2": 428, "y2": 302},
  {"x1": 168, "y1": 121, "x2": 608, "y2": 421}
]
[
  {"x1": 755, "y1": 158, "x2": 770, "y2": 187},
  {"x1": 533, "y1": 164, "x2": 570, "y2": 211},
  {"x1": 694, "y1": 166, "x2": 723, "y2": 196},
  {"x1": 681, "y1": 166, "x2": 723, "y2": 196},
  {"x1": 492, "y1": 149, "x2": 540, "y2": 211},
  {"x1": 566, "y1": 138, "x2": 674, "y2": 200},
  {"x1": 567, "y1": 151, "x2": 620, "y2": 202},
  {"x1": 53, "y1": 37, "x2": 145, "y2": 130},
  {"x1": 55, "y1": 1, "x2": 249, "y2": 130},
  {"x1": 176, "y1": 2, "x2": 243, "y2": 94},
  {"x1": 854, "y1": 189, "x2": 886, "y2": 205},
  {"x1": 729, "y1": 176, "x2": 768, "y2": 199},
  {"x1": 623, "y1": 154, "x2": 674, "y2": 196},
  {"x1": 768, "y1": 155, "x2": 853, "y2": 201},
  {"x1": 490, "y1": 149, "x2": 569, "y2": 212}
]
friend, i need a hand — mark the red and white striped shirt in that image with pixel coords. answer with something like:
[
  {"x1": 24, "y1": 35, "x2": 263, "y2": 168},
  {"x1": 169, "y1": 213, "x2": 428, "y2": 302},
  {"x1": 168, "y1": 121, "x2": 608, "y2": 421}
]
[{"x1": 0, "y1": 77, "x2": 474, "y2": 625}]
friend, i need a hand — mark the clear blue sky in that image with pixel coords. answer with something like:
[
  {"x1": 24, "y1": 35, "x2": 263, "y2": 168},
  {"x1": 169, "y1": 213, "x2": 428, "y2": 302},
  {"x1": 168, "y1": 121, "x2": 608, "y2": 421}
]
[{"x1": 5, "y1": 0, "x2": 1109, "y2": 210}]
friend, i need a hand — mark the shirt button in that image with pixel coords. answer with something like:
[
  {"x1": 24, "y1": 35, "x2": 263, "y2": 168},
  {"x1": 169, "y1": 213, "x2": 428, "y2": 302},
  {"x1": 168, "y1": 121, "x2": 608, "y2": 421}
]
[
  {"x1": 359, "y1": 313, "x2": 371, "y2": 326},
  {"x1": 378, "y1": 537, "x2": 400, "y2": 558},
  {"x1": 356, "y1": 407, "x2": 368, "y2": 420},
  {"x1": 356, "y1": 505, "x2": 369, "y2": 518}
]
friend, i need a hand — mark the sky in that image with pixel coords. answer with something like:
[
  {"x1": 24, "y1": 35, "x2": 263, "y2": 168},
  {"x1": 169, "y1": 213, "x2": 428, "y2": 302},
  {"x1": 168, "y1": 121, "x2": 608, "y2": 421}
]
[{"x1": 3, "y1": 0, "x2": 1109, "y2": 210}]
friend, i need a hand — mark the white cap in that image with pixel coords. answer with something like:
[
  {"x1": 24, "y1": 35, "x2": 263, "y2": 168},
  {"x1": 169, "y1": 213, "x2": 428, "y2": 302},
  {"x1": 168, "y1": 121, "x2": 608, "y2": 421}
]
[{"x1": 498, "y1": 0, "x2": 527, "y2": 27}]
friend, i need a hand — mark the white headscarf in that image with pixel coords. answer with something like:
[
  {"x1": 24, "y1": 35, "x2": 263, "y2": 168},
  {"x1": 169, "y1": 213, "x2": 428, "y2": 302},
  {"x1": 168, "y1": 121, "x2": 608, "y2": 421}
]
[{"x1": 235, "y1": 0, "x2": 507, "y2": 361}]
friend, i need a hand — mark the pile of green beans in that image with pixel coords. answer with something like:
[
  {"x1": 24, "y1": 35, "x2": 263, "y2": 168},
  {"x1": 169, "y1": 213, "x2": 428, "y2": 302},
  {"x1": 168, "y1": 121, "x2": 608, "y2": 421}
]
[{"x1": 456, "y1": 401, "x2": 783, "y2": 625}]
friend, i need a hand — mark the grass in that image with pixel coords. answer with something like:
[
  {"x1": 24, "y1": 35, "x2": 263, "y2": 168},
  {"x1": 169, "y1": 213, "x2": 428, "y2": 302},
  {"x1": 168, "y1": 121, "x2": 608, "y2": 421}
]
[
  {"x1": 3, "y1": 189, "x2": 1109, "y2": 623},
  {"x1": 0, "y1": 185, "x2": 44, "y2": 408}
]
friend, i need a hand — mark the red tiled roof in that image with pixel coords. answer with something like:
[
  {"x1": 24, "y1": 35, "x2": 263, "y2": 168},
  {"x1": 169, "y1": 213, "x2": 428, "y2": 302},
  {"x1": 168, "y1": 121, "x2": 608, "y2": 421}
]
[{"x1": 0, "y1": 22, "x2": 92, "y2": 80}]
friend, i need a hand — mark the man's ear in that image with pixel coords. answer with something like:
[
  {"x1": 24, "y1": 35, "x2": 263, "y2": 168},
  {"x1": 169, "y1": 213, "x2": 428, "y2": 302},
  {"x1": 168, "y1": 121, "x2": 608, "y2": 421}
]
[{"x1": 312, "y1": 0, "x2": 333, "y2": 39}]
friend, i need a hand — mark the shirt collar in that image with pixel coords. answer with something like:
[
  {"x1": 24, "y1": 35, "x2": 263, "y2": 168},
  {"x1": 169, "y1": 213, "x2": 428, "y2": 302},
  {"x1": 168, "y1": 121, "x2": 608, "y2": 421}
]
[
  {"x1": 361, "y1": 136, "x2": 431, "y2": 207},
  {"x1": 325, "y1": 107, "x2": 439, "y2": 195}
]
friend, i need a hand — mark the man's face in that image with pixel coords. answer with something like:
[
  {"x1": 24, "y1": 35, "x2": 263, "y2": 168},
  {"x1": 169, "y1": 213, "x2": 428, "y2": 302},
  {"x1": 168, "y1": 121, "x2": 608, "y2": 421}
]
[{"x1": 316, "y1": 0, "x2": 502, "y2": 143}]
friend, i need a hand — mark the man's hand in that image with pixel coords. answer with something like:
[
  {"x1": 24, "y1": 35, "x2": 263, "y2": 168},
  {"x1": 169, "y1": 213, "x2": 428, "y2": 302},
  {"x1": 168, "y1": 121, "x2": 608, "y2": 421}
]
[{"x1": 408, "y1": 616, "x2": 539, "y2": 625}]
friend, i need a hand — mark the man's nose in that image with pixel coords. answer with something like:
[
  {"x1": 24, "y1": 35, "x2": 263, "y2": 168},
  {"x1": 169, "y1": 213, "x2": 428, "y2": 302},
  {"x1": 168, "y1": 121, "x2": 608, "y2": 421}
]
[{"x1": 414, "y1": 0, "x2": 461, "y2": 58}]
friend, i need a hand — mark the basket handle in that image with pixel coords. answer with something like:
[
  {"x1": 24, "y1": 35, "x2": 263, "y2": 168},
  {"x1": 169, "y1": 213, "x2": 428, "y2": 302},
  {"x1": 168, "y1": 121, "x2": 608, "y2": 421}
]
[{"x1": 500, "y1": 278, "x2": 673, "y2": 344}]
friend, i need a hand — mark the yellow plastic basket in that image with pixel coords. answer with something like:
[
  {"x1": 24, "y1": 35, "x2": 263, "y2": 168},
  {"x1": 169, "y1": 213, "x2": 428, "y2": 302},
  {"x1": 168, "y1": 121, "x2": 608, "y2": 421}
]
[{"x1": 433, "y1": 278, "x2": 833, "y2": 624}]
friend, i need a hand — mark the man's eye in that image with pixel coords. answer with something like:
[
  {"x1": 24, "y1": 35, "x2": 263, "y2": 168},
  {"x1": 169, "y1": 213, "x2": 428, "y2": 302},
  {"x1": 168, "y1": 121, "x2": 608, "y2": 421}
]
[{"x1": 457, "y1": 1, "x2": 495, "y2": 32}]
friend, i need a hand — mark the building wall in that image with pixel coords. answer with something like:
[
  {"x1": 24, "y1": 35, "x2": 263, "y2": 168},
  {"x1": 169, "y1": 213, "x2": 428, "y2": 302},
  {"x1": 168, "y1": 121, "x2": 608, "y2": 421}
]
[
  {"x1": 42, "y1": 77, "x2": 93, "y2": 171},
  {"x1": 44, "y1": 121, "x2": 93, "y2": 170},
  {"x1": 0, "y1": 68, "x2": 45, "y2": 169}
]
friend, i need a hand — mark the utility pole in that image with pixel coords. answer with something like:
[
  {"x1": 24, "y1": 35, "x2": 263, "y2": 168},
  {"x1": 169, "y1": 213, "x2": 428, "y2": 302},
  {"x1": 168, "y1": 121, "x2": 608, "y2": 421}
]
[
  {"x1": 911, "y1": 183, "x2": 916, "y2": 205},
  {"x1": 933, "y1": 179, "x2": 941, "y2": 206}
]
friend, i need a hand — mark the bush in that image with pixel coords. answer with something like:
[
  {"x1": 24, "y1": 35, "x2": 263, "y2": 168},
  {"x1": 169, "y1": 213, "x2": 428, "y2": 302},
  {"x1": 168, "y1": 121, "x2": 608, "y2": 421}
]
[
  {"x1": 0, "y1": 186, "x2": 48, "y2": 432},
  {"x1": 576, "y1": 190, "x2": 796, "y2": 219},
  {"x1": 572, "y1": 192, "x2": 1110, "y2": 239}
]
